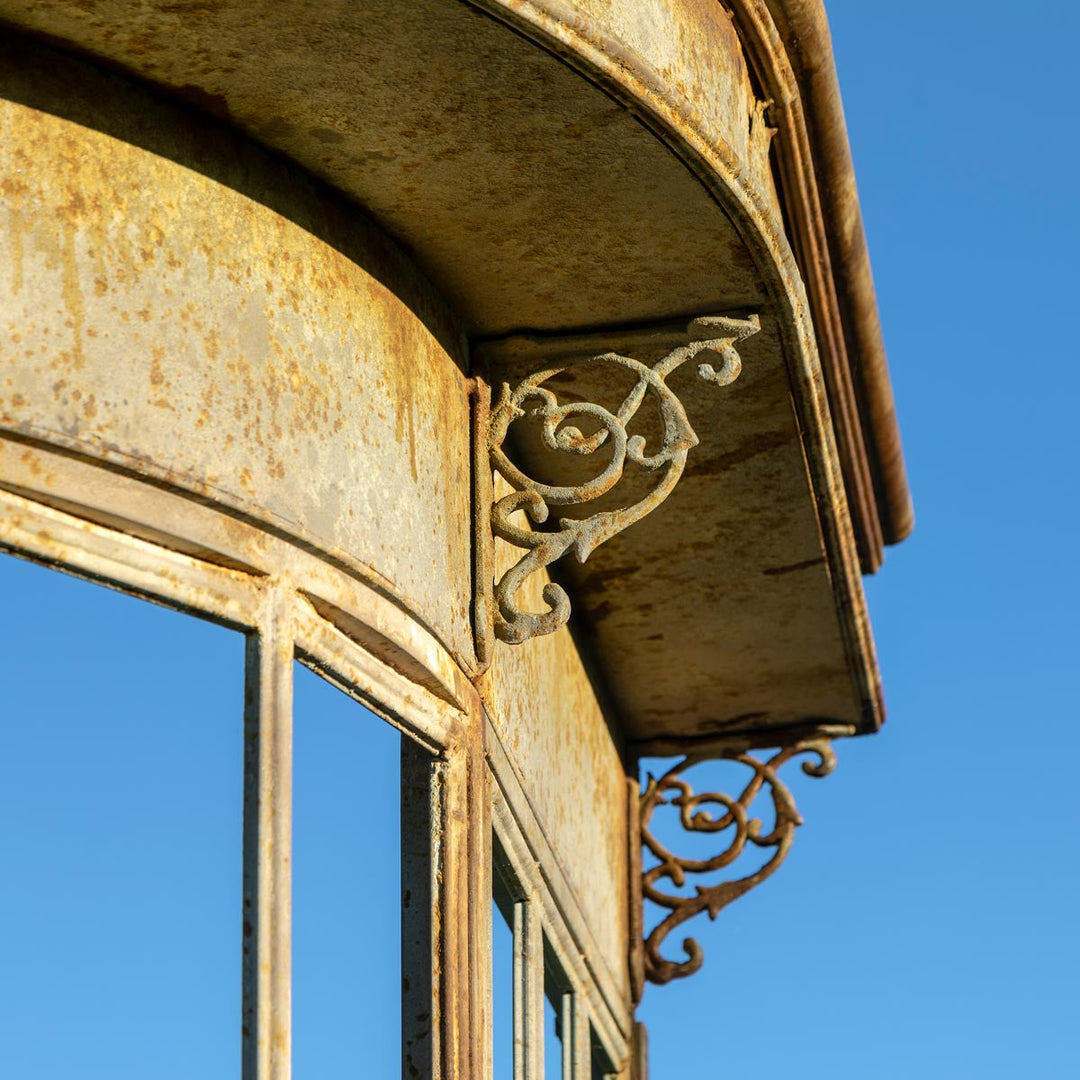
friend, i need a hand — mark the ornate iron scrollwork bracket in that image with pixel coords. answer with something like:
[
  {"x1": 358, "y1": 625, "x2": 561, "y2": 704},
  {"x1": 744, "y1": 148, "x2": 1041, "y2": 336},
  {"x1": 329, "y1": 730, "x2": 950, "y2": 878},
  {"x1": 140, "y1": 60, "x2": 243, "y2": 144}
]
[
  {"x1": 486, "y1": 313, "x2": 760, "y2": 645},
  {"x1": 639, "y1": 738, "x2": 837, "y2": 986}
]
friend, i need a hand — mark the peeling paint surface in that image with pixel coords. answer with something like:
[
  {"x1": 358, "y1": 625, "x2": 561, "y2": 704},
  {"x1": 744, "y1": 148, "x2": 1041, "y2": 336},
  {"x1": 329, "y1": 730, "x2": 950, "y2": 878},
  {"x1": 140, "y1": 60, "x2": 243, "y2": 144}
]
[
  {"x1": 485, "y1": 555, "x2": 630, "y2": 1000},
  {"x1": 0, "y1": 0, "x2": 776, "y2": 335},
  {"x1": 0, "y1": 94, "x2": 475, "y2": 666}
]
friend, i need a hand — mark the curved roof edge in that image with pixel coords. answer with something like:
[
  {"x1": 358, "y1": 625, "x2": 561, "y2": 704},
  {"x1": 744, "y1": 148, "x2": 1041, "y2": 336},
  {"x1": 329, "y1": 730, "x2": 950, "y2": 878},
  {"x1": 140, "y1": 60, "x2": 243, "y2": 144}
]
[{"x1": 756, "y1": 0, "x2": 914, "y2": 550}]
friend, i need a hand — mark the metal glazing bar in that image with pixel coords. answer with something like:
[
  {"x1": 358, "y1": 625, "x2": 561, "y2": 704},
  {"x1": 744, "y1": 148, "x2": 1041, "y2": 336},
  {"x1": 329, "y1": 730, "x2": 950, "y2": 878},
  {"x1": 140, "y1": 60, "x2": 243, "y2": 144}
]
[
  {"x1": 401, "y1": 740, "x2": 438, "y2": 1079},
  {"x1": 574, "y1": 994, "x2": 597, "y2": 1080},
  {"x1": 560, "y1": 991, "x2": 577, "y2": 1080},
  {"x1": 0, "y1": 487, "x2": 261, "y2": 629},
  {"x1": 513, "y1": 900, "x2": 545, "y2": 1080},
  {"x1": 242, "y1": 588, "x2": 294, "y2": 1080},
  {"x1": 630, "y1": 1022, "x2": 649, "y2": 1080},
  {"x1": 440, "y1": 746, "x2": 475, "y2": 1080}
]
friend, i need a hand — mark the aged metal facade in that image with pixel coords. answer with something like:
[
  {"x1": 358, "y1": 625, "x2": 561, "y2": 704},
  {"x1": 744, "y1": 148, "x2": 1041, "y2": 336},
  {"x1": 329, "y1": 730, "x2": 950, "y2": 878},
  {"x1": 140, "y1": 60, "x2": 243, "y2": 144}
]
[{"x1": 0, "y1": 2, "x2": 910, "y2": 1078}]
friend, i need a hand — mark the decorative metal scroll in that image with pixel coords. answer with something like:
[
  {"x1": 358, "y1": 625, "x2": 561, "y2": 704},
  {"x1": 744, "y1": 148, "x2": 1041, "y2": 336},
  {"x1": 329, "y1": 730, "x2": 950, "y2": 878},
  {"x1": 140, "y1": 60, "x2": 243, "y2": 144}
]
[
  {"x1": 487, "y1": 313, "x2": 759, "y2": 645},
  {"x1": 640, "y1": 738, "x2": 837, "y2": 985}
]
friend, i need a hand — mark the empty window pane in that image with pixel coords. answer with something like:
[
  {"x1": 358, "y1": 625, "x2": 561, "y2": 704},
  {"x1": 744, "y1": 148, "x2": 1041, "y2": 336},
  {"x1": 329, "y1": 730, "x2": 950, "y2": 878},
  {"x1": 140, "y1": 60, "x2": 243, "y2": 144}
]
[
  {"x1": 591, "y1": 1027, "x2": 617, "y2": 1080},
  {"x1": 292, "y1": 663, "x2": 400, "y2": 1077},
  {"x1": 492, "y1": 886, "x2": 514, "y2": 1080},
  {"x1": 544, "y1": 992, "x2": 563, "y2": 1080},
  {"x1": 0, "y1": 552, "x2": 243, "y2": 1079},
  {"x1": 543, "y1": 940, "x2": 569, "y2": 1080}
]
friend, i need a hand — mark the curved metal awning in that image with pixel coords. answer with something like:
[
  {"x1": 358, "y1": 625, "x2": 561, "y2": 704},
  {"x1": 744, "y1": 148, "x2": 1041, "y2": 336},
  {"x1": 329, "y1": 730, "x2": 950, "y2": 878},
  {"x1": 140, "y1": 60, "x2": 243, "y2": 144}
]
[{"x1": 0, "y1": 0, "x2": 910, "y2": 747}]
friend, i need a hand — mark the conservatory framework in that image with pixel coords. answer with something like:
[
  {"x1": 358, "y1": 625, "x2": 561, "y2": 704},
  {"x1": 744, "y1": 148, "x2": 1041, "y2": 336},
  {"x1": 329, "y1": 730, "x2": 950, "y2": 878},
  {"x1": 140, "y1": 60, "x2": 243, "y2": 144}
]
[{"x1": 0, "y1": 1, "x2": 910, "y2": 1077}]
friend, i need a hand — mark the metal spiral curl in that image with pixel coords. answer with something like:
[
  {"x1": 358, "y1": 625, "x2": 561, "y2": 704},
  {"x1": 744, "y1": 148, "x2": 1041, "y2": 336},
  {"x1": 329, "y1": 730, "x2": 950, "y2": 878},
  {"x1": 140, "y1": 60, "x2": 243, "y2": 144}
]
[
  {"x1": 487, "y1": 313, "x2": 759, "y2": 645},
  {"x1": 640, "y1": 737, "x2": 837, "y2": 985}
]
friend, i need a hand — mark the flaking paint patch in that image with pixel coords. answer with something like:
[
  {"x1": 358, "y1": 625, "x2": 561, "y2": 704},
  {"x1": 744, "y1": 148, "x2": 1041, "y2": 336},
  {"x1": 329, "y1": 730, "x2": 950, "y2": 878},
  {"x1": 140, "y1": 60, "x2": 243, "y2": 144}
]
[
  {"x1": 0, "y1": 92, "x2": 475, "y2": 666},
  {"x1": 8, "y1": 204, "x2": 25, "y2": 296}
]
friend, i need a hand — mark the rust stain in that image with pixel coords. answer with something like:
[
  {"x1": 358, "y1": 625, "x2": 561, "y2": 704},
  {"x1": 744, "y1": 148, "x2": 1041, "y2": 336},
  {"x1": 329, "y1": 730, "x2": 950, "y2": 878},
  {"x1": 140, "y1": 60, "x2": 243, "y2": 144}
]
[
  {"x1": 57, "y1": 215, "x2": 86, "y2": 371},
  {"x1": 149, "y1": 348, "x2": 167, "y2": 387},
  {"x1": 0, "y1": 52, "x2": 475, "y2": 665},
  {"x1": 385, "y1": 289, "x2": 421, "y2": 485},
  {"x1": 8, "y1": 205, "x2": 25, "y2": 296},
  {"x1": 762, "y1": 555, "x2": 825, "y2": 577}
]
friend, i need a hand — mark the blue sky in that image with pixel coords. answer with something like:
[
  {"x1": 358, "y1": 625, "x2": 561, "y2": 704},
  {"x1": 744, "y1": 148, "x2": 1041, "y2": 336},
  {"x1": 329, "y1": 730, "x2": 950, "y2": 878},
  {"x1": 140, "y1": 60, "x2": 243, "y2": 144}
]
[{"x1": 2, "y1": 2, "x2": 1078, "y2": 1077}]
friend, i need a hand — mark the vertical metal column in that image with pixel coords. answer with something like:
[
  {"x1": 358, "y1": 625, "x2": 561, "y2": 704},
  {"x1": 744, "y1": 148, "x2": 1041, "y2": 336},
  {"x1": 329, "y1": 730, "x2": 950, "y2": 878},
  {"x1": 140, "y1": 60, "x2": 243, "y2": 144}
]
[
  {"x1": 469, "y1": 730, "x2": 493, "y2": 1080},
  {"x1": 513, "y1": 899, "x2": 545, "y2": 1080},
  {"x1": 402, "y1": 739, "x2": 437, "y2": 1079},
  {"x1": 560, "y1": 991, "x2": 576, "y2": 1080},
  {"x1": 242, "y1": 588, "x2": 294, "y2": 1080}
]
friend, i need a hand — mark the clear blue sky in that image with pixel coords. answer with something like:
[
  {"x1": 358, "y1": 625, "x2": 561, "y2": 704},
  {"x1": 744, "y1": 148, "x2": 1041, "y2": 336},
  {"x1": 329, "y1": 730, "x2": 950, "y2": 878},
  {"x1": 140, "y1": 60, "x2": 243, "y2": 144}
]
[{"x1": 2, "y1": 2, "x2": 1078, "y2": 1077}]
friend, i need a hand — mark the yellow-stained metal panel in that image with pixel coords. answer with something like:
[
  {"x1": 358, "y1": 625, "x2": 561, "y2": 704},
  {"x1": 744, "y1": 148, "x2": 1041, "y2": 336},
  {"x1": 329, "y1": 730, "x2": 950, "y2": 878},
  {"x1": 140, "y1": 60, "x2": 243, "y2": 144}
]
[
  {"x1": 485, "y1": 554, "x2": 630, "y2": 1002},
  {"x1": 0, "y1": 90, "x2": 475, "y2": 668}
]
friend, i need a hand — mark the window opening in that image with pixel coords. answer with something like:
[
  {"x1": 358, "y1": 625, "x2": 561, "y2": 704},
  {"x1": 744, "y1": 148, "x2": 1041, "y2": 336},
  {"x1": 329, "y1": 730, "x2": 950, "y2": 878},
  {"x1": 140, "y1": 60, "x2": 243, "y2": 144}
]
[
  {"x1": 543, "y1": 994, "x2": 562, "y2": 1080},
  {"x1": 292, "y1": 662, "x2": 401, "y2": 1077},
  {"x1": 493, "y1": 829, "x2": 601, "y2": 1080},
  {"x1": 543, "y1": 939, "x2": 571, "y2": 1080},
  {"x1": 590, "y1": 1027, "x2": 617, "y2": 1080},
  {"x1": 492, "y1": 892, "x2": 515, "y2": 1080},
  {"x1": 493, "y1": 854, "x2": 517, "y2": 1080},
  {"x1": 0, "y1": 552, "x2": 243, "y2": 1080}
]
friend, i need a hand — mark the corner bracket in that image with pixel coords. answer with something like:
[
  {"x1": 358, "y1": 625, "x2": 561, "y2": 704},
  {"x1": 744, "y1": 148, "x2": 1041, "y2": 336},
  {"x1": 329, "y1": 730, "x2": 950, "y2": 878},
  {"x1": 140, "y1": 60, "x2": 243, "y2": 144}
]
[
  {"x1": 639, "y1": 737, "x2": 837, "y2": 986},
  {"x1": 485, "y1": 313, "x2": 759, "y2": 646}
]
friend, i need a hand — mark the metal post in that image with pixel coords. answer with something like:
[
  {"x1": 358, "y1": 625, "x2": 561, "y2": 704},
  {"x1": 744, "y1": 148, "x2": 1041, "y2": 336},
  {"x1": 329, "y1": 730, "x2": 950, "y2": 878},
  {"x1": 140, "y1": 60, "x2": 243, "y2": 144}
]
[
  {"x1": 402, "y1": 739, "x2": 437, "y2": 1079},
  {"x1": 242, "y1": 588, "x2": 294, "y2": 1080},
  {"x1": 513, "y1": 898, "x2": 544, "y2": 1080}
]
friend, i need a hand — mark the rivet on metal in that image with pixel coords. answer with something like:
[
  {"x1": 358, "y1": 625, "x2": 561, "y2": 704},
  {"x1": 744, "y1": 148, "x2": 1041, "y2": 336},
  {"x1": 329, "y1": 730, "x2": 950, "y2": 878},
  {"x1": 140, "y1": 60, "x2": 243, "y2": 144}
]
[
  {"x1": 487, "y1": 313, "x2": 760, "y2": 645},
  {"x1": 640, "y1": 737, "x2": 836, "y2": 985}
]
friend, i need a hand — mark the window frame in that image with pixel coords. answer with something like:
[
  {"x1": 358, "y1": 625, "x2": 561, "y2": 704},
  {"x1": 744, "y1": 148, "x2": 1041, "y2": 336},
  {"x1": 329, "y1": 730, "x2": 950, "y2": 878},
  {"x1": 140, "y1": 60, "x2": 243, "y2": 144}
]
[
  {"x1": 0, "y1": 478, "x2": 478, "y2": 1080},
  {"x1": 0, "y1": 464, "x2": 634, "y2": 1080},
  {"x1": 487, "y1": 717, "x2": 629, "y2": 1080}
]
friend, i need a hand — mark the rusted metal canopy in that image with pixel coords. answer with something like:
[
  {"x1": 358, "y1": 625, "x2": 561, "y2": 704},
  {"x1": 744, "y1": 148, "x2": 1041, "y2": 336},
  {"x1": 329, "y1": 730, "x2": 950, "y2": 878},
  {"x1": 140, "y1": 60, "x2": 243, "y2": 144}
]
[{"x1": 0, "y1": 0, "x2": 909, "y2": 746}]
